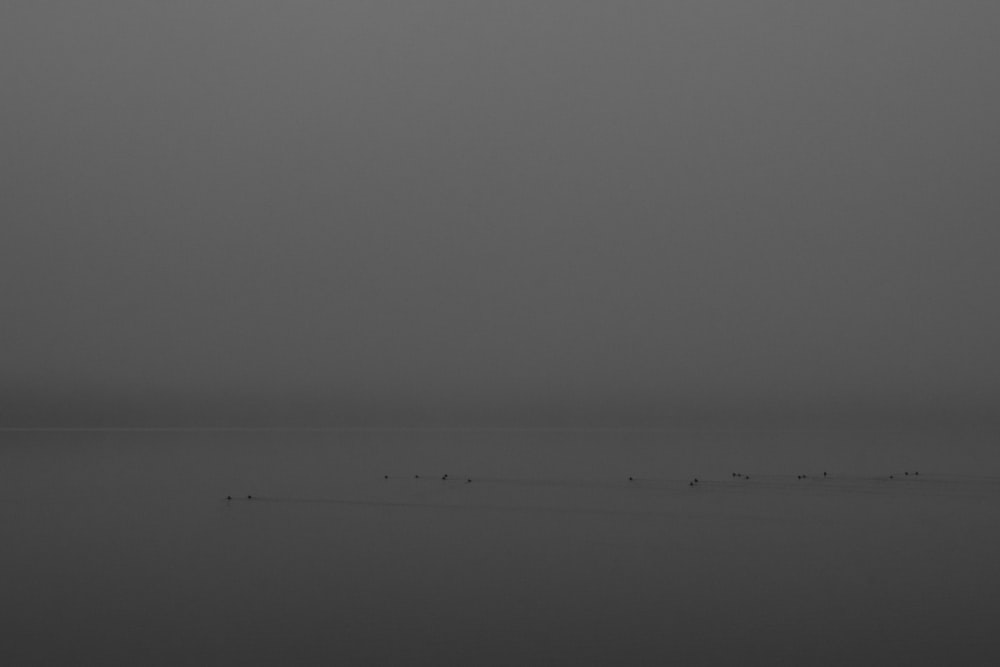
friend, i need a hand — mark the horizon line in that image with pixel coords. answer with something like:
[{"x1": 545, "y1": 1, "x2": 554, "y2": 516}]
[{"x1": 1, "y1": 425, "x2": 994, "y2": 433}]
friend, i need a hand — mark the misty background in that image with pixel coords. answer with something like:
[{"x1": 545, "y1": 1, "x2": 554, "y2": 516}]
[{"x1": 3, "y1": 1, "x2": 999, "y2": 428}]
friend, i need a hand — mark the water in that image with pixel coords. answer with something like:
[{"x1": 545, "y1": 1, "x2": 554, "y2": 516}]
[{"x1": 3, "y1": 429, "x2": 999, "y2": 665}]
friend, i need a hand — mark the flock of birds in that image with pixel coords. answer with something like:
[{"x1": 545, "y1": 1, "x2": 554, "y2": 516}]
[
  {"x1": 225, "y1": 470, "x2": 939, "y2": 501},
  {"x1": 396, "y1": 473, "x2": 473, "y2": 483},
  {"x1": 387, "y1": 470, "x2": 923, "y2": 486},
  {"x1": 631, "y1": 469, "x2": 921, "y2": 487}
]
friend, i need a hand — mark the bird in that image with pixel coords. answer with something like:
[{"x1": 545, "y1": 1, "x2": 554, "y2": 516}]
[
  {"x1": 384, "y1": 475, "x2": 389, "y2": 480},
  {"x1": 226, "y1": 496, "x2": 231, "y2": 501},
  {"x1": 442, "y1": 474, "x2": 448, "y2": 481},
  {"x1": 247, "y1": 495, "x2": 253, "y2": 500},
  {"x1": 628, "y1": 476, "x2": 634, "y2": 482}
]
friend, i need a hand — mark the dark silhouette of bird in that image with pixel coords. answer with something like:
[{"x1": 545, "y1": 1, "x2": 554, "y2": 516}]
[
  {"x1": 823, "y1": 472, "x2": 828, "y2": 477},
  {"x1": 442, "y1": 474, "x2": 448, "y2": 481},
  {"x1": 226, "y1": 496, "x2": 231, "y2": 501},
  {"x1": 466, "y1": 478, "x2": 471, "y2": 484},
  {"x1": 384, "y1": 475, "x2": 389, "y2": 480},
  {"x1": 247, "y1": 495, "x2": 253, "y2": 500},
  {"x1": 628, "y1": 476, "x2": 634, "y2": 481},
  {"x1": 415, "y1": 474, "x2": 420, "y2": 479}
]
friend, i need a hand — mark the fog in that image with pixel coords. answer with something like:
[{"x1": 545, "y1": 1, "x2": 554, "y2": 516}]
[{"x1": 3, "y1": 2, "x2": 1000, "y2": 427}]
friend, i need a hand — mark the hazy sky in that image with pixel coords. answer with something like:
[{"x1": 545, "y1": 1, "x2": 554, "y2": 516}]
[{"x1": 3, "y1": 2, "x2": 999, "y2": 427}]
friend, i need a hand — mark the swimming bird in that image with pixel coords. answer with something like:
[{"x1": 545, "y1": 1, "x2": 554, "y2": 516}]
[
  {"x1": 226, "y1": 496, "x2": 231, "y2": 501},
  {"x1": 442, "y1": 474, "x2": 448, "y2": 481},
  {"x1": 247, "y1": 495, "x2": 253, "y2": 500}
]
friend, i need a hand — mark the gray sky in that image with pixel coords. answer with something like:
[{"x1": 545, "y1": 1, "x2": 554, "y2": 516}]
[{"x1": 3, "y1": 1, "x2": 999, "y2": 427}]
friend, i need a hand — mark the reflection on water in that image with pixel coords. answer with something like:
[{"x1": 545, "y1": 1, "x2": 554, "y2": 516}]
[{"x1": 2, "y1": 429, "x2": 999, "y2": 666}]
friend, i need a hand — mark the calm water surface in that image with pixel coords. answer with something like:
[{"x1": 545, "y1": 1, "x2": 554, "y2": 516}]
[{"x1": 2, "y1": 429, "x2": 999, "y2": 665}]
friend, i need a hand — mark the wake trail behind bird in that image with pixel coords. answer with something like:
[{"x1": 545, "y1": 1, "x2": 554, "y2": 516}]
[{"x1": 225, "y1": 472, "x2": 1000, "y2": 522}]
